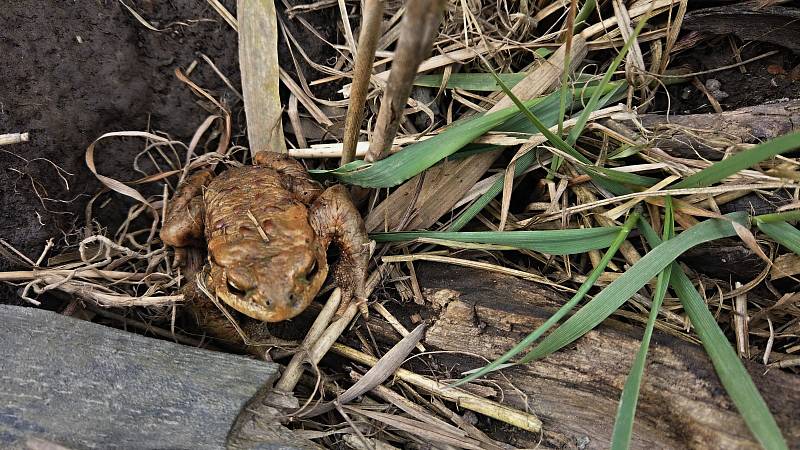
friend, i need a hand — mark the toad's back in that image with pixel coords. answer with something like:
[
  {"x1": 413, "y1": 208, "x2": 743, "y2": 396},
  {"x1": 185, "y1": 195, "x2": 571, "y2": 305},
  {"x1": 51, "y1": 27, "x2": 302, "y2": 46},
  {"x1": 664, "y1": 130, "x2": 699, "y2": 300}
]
[{"x1": 202, "y1": 166, "x2": 314, "y2": 252}]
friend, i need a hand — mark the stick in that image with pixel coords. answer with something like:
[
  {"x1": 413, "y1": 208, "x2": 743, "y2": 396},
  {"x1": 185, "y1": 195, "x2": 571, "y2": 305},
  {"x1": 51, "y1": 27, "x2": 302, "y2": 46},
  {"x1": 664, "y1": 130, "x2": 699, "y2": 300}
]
[
  {"x1": 330, "y1": 343, "x2": 542, "y2": 433},
  {"x1": 341, "y1": 0, "x2": 385, "y2": 165},
  {"x1": 365, "y1": 0, "x2": 446, "y2": 162},
  {"x1": 0, "y1": 132, "x2": 29, "y2": 146}
]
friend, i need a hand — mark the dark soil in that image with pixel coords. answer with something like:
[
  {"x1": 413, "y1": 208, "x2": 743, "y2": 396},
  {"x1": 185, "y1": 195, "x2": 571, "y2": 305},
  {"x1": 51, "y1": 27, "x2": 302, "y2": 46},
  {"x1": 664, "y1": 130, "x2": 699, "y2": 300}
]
[
  {"x1": 0, "y1": 0, "x2": 338, "y2": 301},
  {"x1": 657, "y1": 38, "x2": 800, "y2": 113}
]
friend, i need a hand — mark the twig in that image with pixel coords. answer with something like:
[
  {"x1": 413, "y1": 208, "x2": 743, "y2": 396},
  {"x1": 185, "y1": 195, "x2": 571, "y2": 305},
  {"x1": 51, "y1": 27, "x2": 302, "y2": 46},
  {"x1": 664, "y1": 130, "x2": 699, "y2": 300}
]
[
  {"x1": 330, "y1": 342, "x2": 542, "y2": 433},
  {"x1": 372, "y1": 302, "x2": 426, "y2": 352},
  {"x1": 0, "y1": 132, "x2": 29, "y2": 146},
  {"x1": 275, "y1": 288, "x2": 342, "y2": 392},
  {"x1": 207, "y1": 0, "x2": 238, "y2": 32},
  {"x1": 341, "y1": 0, "x2": 385, "y2": 165},
  {"x1": 275, "y1": 267, "x2": 386, "y2": 393},
  {"x1": 0, "y1": 269, "x2": 170, "y2": 282},
  {"x1": 365, "y1": 0, "x2": 447, "y2": 162}
]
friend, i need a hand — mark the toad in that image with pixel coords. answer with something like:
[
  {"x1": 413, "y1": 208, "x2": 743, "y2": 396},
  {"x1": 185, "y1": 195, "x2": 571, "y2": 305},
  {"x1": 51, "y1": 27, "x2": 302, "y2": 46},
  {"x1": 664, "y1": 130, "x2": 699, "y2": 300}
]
[{"x1": 161, "y1": 151, "x2": 369, "y2": 351}]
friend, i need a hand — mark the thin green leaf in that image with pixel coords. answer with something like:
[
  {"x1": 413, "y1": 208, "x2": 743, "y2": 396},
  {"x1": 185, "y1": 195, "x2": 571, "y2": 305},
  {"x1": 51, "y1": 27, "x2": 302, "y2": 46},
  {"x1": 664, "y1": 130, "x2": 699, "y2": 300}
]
[
  {"x1": 371, "y1": 226, "x2": 622, "y2": 255},
  {"x1": 565, "y1": 11, "x2": 650, "y2": 147},
  {"x1": 672, "y1": 131, "x2": 800, "y2": 189},
  {"x1": 756, "y1": 220, "x2": 800, "y2": 255},
  {"x1": 452, "y1": 210, "x2": 641, "y2": 387},
  {"x1": 754, "y1": 210, "x2": 800, "y2": 224},
  {"x1": 448, "y1": 82, "x2": 629, "y2": 231},
  {"x1": 520, "y1": 211, "x2": 749, "y2": 363},
  {"x1": 489, "y1": 69, "x2": 644, "y2": 194},
  {"x1": 486, "y1": 66, "x2": 589, "y2": 164},
  {"x1": 324, "y1": 78, "x2": 620, "y2": 190},
  {"x1": 610, "y1": 197, "x2": 674, "y2": 450},
  {"x1": 573, "y1": 0, "x2": 596, "y2": 33},
  {"x1": 639, "y1": 220, "x2": 788, "y2": 450},
  {"x1": 316, "y1": 98, "x2": 540, "y2": 187},
  {"x1": 583, "y1": 165, "x2": 659, "y2": 188}
]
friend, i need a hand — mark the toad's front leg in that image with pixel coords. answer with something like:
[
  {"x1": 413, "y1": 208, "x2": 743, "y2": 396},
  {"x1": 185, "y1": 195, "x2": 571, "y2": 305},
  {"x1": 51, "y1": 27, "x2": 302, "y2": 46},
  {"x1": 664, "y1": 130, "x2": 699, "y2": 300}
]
[
  {"x1": 161, "y1": 169, "x2": 213, "y2": 268},
  {"x1": 309, "y1": 184, "x2": 370, "y2": 317}
]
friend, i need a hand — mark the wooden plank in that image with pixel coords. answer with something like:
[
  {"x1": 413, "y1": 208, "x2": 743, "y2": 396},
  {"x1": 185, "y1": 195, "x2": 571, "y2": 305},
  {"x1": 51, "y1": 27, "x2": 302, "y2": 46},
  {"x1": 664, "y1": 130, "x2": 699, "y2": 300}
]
[{"x1": 0, "y1": 305, "x2": 311, "y2": 449}]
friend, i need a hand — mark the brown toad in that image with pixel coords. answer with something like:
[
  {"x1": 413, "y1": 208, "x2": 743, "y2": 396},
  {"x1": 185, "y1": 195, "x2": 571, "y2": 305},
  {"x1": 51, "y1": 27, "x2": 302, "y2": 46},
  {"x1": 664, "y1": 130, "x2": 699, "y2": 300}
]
[{"x1": 161, "y1": 151, "x2": 369, "y2": 348}]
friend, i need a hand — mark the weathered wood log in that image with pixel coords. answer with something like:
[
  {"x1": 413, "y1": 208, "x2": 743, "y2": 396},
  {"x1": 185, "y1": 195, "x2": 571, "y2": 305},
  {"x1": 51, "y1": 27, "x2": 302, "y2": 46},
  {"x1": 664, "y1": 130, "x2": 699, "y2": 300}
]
[
  {"x1": 684, "y1": 4, "x2": 800, "y2": 52},
  {"x1": 368, "y1": 265, "x2": 800, "y2": 449},
  {"x1": 631, "y1": 99, "x2": 800, "y2": 160},
  {"x1": 0, "y1": 305, "x2": 314, "y2": 450}
]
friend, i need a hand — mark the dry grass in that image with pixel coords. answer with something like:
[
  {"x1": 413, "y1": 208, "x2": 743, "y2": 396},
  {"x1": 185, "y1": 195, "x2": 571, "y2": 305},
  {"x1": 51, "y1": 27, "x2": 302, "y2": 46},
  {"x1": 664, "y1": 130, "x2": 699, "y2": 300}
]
[{"x1": 3, "y1": 0, "x2": 800, "y2": 448}]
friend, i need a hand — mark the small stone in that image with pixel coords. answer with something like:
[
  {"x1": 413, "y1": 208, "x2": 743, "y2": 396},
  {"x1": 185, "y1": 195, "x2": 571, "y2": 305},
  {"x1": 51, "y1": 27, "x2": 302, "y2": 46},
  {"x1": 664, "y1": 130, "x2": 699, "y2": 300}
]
[{"x1": 705, "y1": 78, "x2": 722, "y2": 91}]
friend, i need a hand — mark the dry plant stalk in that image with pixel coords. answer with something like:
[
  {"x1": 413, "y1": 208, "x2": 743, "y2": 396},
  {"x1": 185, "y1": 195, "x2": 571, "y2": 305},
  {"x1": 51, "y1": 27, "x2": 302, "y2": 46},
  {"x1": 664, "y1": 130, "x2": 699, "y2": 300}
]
[
  {"x1": 238, "y1": 0, "x2": 286, "y2": 155},
  {"x1": 276, "y1": 267, "x2": 386, "y2": 392},
  {"x1": 341, "y1": 0, "x2": 385, "y2": 165},
  {"x1": 330, "y1": 342, "x2": 543, "y2": 433},
  {"x1": 365, "y1": 35, "x2": 588, "y2": 232},
  {"x1": 0, "y1": 132, "x2": 29, "y2": 146},
  {"x1": 274, "y1": 288, "x2": 342, "y2": 392},
  {"x1": 365, "y1": 0, "x2": 447, "y2": 162}
]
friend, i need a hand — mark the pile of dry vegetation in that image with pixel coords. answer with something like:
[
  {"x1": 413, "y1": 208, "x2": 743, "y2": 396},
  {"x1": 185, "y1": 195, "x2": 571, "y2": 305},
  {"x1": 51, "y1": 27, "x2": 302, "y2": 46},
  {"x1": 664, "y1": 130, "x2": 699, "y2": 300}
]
[{"x1": 2, "y1": 0, "x2": 800, "y2": 448}]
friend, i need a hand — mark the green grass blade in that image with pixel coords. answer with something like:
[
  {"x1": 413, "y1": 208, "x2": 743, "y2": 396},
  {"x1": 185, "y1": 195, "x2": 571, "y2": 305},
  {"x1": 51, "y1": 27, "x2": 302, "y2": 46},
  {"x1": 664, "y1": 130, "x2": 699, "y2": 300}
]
[
  {"x1": 756, "y1": 220, "x2": 800, "y2": 255},
  {"x1": 583, "y1": 165, "x2": 659, "y2": 187},
  {"x1": 550, "y1": 13, "x2": 647, "y2": 176},
  {"x1": 316, "y1": 98, "x2": 540, "y2": 187},
  {"x1": 574, "y1": 0, "x2": 596, "y2": 32},
  {"x1": 753, "y1": 210, "x2": 800, "y2": 224},
  {"x1": 317, "y1": 82, "x2": 600, "y2": 188},
  {"x1": 672, "y1": 131, "x2": 800, "y2": 189},
  {"x1": 370, "y1": 226, "x2": 622, "y2": 255},
  {"x1": 452, "y1": 210, "x2": 641, "y2": 387},
  {"x1": 490, "y1": 70, "x2": 645, "y2": 194},
  {"x1": 639, "y1": 220, "x2": 788, "y2": 450},
  {"x1": 565, "y1": 12, "x2": 649, "y2": 147},
  {"x1": 519, "y1": 211, "x2": 749, "y2": 363},
  {"x1": 610, "y1": 198, "x2": 674, "y2": 450},
  {"x1": 486, "y1": 67, "x2": 589, "y2": 165}
]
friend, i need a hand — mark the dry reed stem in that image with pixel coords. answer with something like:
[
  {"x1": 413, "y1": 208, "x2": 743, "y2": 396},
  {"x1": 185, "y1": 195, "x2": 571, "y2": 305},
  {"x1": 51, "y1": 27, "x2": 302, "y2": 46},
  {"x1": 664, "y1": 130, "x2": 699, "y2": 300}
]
[
  {"x1": 341, "y1": 0, "x2": 385, "y2": 165},
  {"x1": 365, "y1": 0, "x2": 447, "y2": 162},
  {"x1": 276, "y1": 267, "x2": 386, "y2": 393},
  {"x1": 372, "y1": 302, "x2": 426, "y2": 352},
  {"x1": 330, "y1": 342, "x2": 543, "y2": 433},
  {"x1": 237, "y1": 0, "x2": 286, "y2": 155},
  {"x1": 0, "y1": 132, "x2": 29, "y2": 146},
  {"x1": 275, "y1": 288, "x2": 342, "y2": 392}
]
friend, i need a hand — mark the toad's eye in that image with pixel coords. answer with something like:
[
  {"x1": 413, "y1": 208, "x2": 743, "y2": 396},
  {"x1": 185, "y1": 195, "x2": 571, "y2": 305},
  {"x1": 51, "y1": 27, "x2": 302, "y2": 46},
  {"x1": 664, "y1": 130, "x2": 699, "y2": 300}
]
[
  {"x1": 306, "y1": 259, "x2": 319, "y2": 280},
  {"x1": 226, "y1": 279, "x2": 247, "y2": 297}
]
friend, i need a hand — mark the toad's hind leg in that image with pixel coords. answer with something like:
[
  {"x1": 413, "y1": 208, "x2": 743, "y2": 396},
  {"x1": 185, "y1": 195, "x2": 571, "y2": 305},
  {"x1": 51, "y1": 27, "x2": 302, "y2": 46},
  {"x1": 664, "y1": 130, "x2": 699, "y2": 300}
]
[
  {"x1": 253, "y1": 151, "x2": 323, "y2": 204},
  {"x1": 160, "y1": 169, "x2": 213, "y2": 266},
  {"x1": 309, "y1": 184, "x2": 370, "y2": 317}
]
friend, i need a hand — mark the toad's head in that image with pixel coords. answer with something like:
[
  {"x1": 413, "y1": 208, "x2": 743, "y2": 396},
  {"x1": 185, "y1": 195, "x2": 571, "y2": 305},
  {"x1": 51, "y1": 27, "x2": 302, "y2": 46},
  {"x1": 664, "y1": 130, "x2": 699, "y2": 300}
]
[{"x1": 206, "y1": 207, "x2": 328, "y2": 322}]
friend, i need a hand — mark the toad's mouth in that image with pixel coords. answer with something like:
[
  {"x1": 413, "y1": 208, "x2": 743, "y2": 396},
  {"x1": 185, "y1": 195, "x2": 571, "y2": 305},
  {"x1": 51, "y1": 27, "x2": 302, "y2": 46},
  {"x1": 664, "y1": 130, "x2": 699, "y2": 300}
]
[
  {"x1": 216, "y1": 287, "x2": 301, "y2": 322},
  {"x1": 212, "y1": 259, "x2": 328, "y2": 323}
]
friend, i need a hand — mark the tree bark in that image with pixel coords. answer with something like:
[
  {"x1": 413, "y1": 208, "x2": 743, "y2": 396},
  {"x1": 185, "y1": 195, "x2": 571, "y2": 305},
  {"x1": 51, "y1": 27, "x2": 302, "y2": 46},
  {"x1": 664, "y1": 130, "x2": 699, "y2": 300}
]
[
  {"x1": 633, "y1": 99, "x2": 800, "y2": 160},
  {"x1": 368, "y1": 264, "x2": 800, "y2": 449}
]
